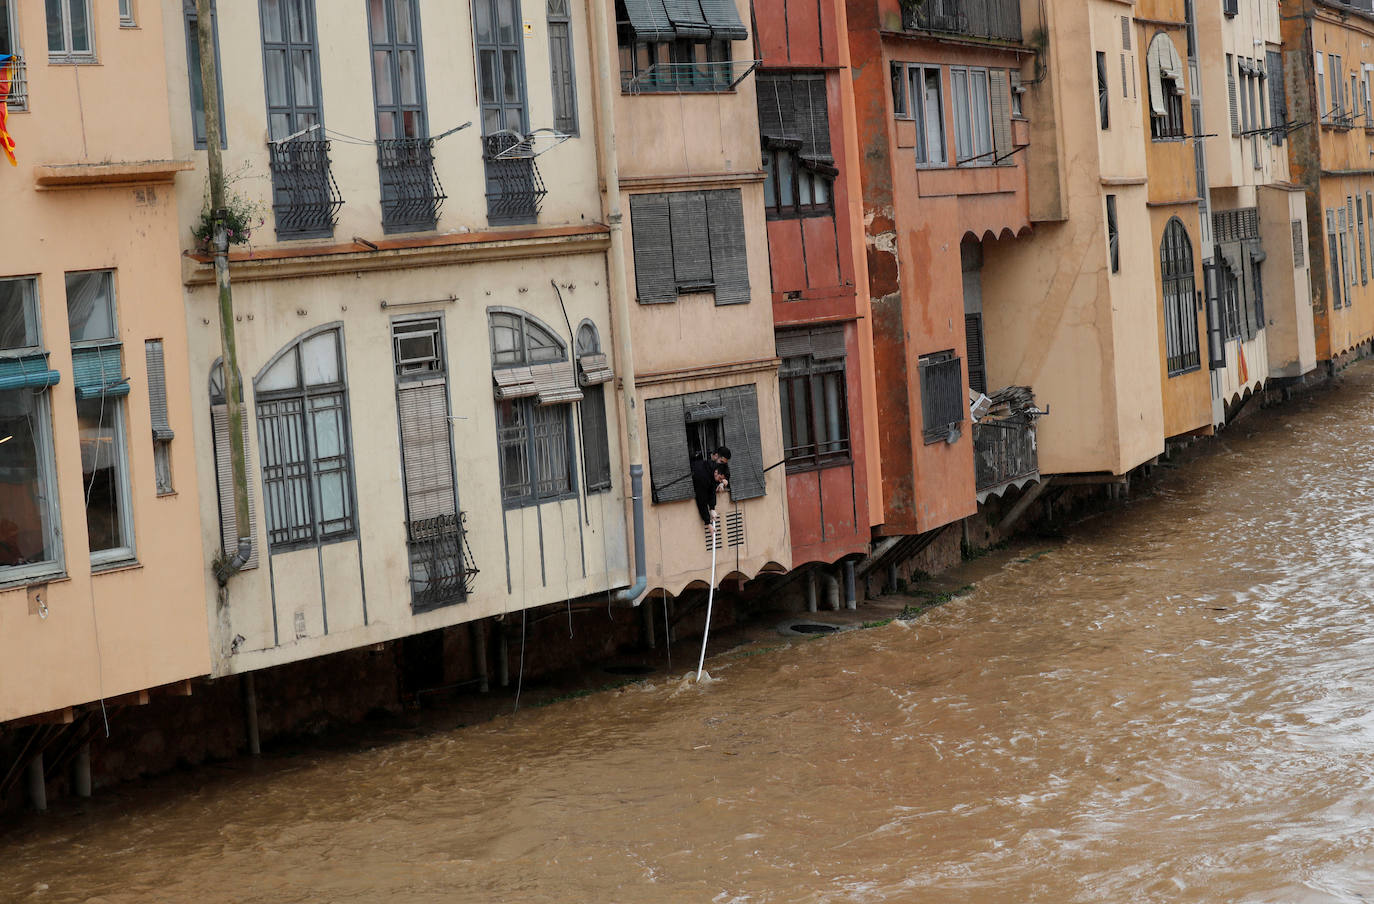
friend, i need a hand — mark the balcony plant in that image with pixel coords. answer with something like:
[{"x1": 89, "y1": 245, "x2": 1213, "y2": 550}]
[{"x1": 192, "y1": 166, "x2": 267, "y2": 254}]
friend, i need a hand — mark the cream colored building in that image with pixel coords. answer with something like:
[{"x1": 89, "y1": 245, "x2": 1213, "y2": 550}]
[
  {"x1": 0, "y1": 1, "x2": 209, "y2": 723},
  {"x1": 161, "y1": 0, "x2": 633, "y2": 675}
]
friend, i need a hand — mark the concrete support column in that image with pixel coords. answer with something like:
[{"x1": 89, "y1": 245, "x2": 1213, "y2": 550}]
[
  {"x1": 823, "y1": 570, "x2": 841, "y2": 610},
  {"x1": 27, "y1": 753, "x2": 45, "y2": 811},
  {"x1": 241, "y1": 672, "x2": 261, "y2": 757},
  {"x1": 472, "y1": 621, "x2": 490, "y2": 693},
  {"x1": 73, "y1": 743, "x2": 91, "y2": 798},
  {"x1": 844, "y1": 561, "x2": 857, "y2": 610},
  {"x1": 887, "y1": 562, "x2": 899, "y2": 595},
  {"x1": 805, "y1": 571, "x2": 818, "y2": 613},
  {"x1": 496, "y1": 621, "x2": 510, "y2": 688}
]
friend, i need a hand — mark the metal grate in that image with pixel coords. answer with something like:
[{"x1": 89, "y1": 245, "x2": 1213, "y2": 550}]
[
  {"x1": 268, "y1": 139, "x2": 344, "y2": 239},
  {"x1": 483, "y1": 133, "x2": 547, "y2": 224},
  {"x1": 973, "y1": 419, "x2": 1037, "y2": 494},
  {"x1": 407, "y1": 512, "x2": 478, "y2": 611},
  {"x1": 918, "y1": 353, "x2": 965, "y2": 443},
  {"x1": 3, "y1": 54, "x2": 27, "y2": 112},
  {"x1": 705, "y1": 511, "x2": 744, "y2": 551},
  {"x1": 904, "y1": 0, "x2": 1021, "y2": 42},
  {"x1": 378, "y1": 137, "x2": 446, "y2": 232},
  {"x1": 1212, "y1": 207, "x2": 1260, "y2": 243},
  {"x1": 1292, "y1": 219, "x2": 1305, "y2": 267}
]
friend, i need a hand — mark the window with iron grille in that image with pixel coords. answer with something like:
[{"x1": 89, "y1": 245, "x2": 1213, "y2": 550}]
[
  {"x1": 489, "y1": 310, "x2": 580, "y2": 508},
  {"x1": 260, "y1": 0, "x2": 341, "y2": 239},
  {"x1": 253, "y1": 327, "x2": 357, "y2": 551},
  {"x1": 1251, "y1": 255, "x2": 1265, "y2": 332},
  {"x1": 1221, "y1": 264, "x2": 1241, "y2": 341},
  {"x1": 777, "y1": 327, "x2": 850, "y2": 471},
  {"x1": 184, "y1": 0, "x2": 225, "y2": 149},
  {"x1": 1097, "y1": 52, "x2": 1110, "y2": 130},
  {"x1": 1, "y1": 0, "x2": 27, "y2": 111},
  {"x1": 1148, "y1": 34, "x2": 1185, "y2": 140},
  {"x1": 369, "y1": 0, "x2": 445, "y2": 233},
  {"x1": 46, "y1": 0, "x2": 94, "y2": 62},
  {"x1": 629, "y1": 189, "x2": 750, "y2": 305},
  {"x1": 614, "y1": 0, "x2": 745, "y2": 95},
  {"x1": 645, "y1": 384, "x2": 765, "y2": 503},
  {"x1": 918, "y1": 350, "x2": 964, "y2": 443},
  {"x1": 475, "y1": 0, "x2": 546, "y2": 224},
  {"x1": 757, "y1": 71, "x2": 834, "y2": 219},
  {"x1": 548, "y1": 0, "x2": 577, "y2": 133},
  {"x1": 1106, "y1": 194, "x2": 1119, "y2": 274},
  {"x1": 1159, "y1": 217, "x2": 1200, "y2": 376}
]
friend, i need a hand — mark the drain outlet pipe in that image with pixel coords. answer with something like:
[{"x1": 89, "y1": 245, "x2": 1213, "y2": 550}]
[
  {"x1": 588, "y1": 0, "x2": 646, "y2": 607},
  {"x1": 697, "y1": 518, "x2": 720, "y2": 680}
]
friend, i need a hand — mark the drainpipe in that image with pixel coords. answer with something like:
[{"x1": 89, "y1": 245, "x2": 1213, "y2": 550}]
[
  {"x1": 198, "y1": 1, "x2": 252, "y2": 584},
  {"x1": 588, "y1": 0, "x2": 646, "y2": 606}
]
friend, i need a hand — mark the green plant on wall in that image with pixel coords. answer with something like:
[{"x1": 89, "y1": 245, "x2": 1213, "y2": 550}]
[{"x1": 192, "y1": 162, "x2": 267, "y2": 253}]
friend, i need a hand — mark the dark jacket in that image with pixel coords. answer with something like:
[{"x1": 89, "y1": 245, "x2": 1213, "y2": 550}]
[{"x1": 691, "y1": 459, "x2": 719, "y2": 524}]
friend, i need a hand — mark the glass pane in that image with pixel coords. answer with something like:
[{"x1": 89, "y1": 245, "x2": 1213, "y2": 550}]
[
  {"x1": 316, "y1": 470, "x2": 346, "y2": 522},
  {"x1": 46, "y1": 0, "x2": 63, "y2": 53},
  {"x1": 310, "y1": 405, "x2": 342, "y2": 457},
  {"x1": 77, "y1": 396, "x2": 128, "y2": 554},
  {"x1": 576, "y1": 323, "x2": 598, "y2": 354},
  {"x1": 258, "y1": 349, "x2": 300, "y2": 391},
  {"x1": 924, "y1": 70, "x2": 944, "y2": 164},
  {"x1": 261, "y1": 0, "x2": 283, "y2": 42},
  {"x1": 395, "y1": 0, "x2": 414, "y2": 43},
  {"x1": 377, "y1": 111, "x2": 397, "y2": 139},
  {"x1": 0, "y1": 389, "x2": 58, "y2": 570},
  {"x1": 0, "y1": 278, "x2": 37, "y2": 350},
  {"x1": 374, "y1": 49, "x2": 394, "y2": 105},
  {"x1": 369, "y1": 0, "x2": 388, "y2": 39},
  {"x1": 270, "y1": 112, "x2": 292, "y2": 140},
  {"x1": 0, "y1": 0, "x2": 12, "y2": 54},
  {"x1": 301, "y1": 331, "x2": 340, "y2": 385},
  {"x1": 525, "y1": 321, "x2": 561, "y2": 362},
  {"x1": 286, "y1": 0, "x2": 308, "y2": 43},
  {"x1": 68, "y1": 0, "x2": 89, "y2": 52},
  {"x1": 479, "y1": 50, "x2": 498, "y2": 103},
  {"x1": 265, "y1": 49, "x2": 289, "y2": 106},
  {"x1": 778, "y1": 151, "x2": 795, "y2": 207},
  {"x1": 491, "y1": 314, "x2": 523, "y2": 363},
  {"x1": 501, "y1": 50, "x2": 521, "y2": 104},
  {"x1": 971, "y1": 71, "x2": 992, "y2": 156},
  {"x1": 952, "y1": 69, "x2": 971, "y2": 161},
  {"x1": 401, "y1": 110, "x2": 421, "y2": 137},
  {"x1": 497, "y1": 0, "x2": 515, "y2": 43},
  {"x1": 798, "y1": 170, "x2": 813, "y2": 206},
  {"x1": 65, "y1": 271, "x2": 115, "y2": 342},
  {"x1": 482, "y1": 107, "x2": 501, "y2": 133},
  {"x1": 292, "y1": 49, "x2": 315, "y2": 106},
  {"x1": 822, "y1": 372, "x2": 844, "y2": 450},
  {"x1": 475, "y1": 0, "x2": 492, "y2": 44},
  {"x1": 762, "y1": 151, "x2": 776, "y2": 210},
  {"x1": 779, "y1": 379, "x2": 793, "y2": 451},
  {"x1": 814, "y1": 176, "x2": 829, "y2": 206},
  {"x1": 398, "y1": 50, "x2": 419, "y2": 105}
]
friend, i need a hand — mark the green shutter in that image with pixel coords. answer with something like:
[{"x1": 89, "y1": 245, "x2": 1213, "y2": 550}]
[
  {"x1": 697, "y1": 0, "x2": 747, "y2": 41},
  {"x1": 645, "y1": 394, "x2": 692, "y2": 502},
  {"x1": 0, "y1": 354, "x2": 61, "y2": 392},
  {"x1": 621, "y1": 0, "x2": 676, "y2": 42},
  {"x1": 663, "y1": 0, "x2": 710, "y2": 38},
  {"x1": 705, "y1": 189, "x2": 751, "y2": 306},
  {"x1": 630, "y1": 193, "x2": 678, "y2": 303},
  {"x1": 72, "y1": 344, "x2": 129, "y2": 400},
  {"x1": 721, "y1": 384, "x2": 765, "y2": 500}
]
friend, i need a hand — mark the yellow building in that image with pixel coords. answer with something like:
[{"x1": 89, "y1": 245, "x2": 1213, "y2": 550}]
[{"x1": 0, "y1": 2, "x2": 209, "y2": 727}]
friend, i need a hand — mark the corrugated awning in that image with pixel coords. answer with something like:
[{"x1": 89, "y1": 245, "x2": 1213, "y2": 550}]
[
  {"x1": 622, "y1": 0, "x2": 747, "y2": 41},
  {"x1": 622, "y1": 0, "x2": 676, "y2": 42}
]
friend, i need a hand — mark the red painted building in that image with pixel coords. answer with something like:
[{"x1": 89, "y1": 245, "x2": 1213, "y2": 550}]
[
  {"x1": 846, "y1": 0, "x2": 1035, "y2": 536},
  {"x1": 751, "y1": 0, "x2": 877, "y2": 570}
]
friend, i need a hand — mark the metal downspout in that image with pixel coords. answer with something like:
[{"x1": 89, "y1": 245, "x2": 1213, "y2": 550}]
[{"x1": 587, "y1": 0, "x2": 646, "y2": 605}]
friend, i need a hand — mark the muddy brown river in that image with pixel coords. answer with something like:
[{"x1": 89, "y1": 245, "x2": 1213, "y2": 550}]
[{"x1": 6, "y1": 366, "x2": 1374, "y2": 902}]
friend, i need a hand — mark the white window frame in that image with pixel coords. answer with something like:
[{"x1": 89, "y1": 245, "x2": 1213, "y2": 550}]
[
  {"x1": 901, "y1": 63, "x2": 947, "y2": 168},
  {"x1": 67, "y1": 270, "x2": 136, "y2": 568},
  {"x1": 46, "y1": 0, "x2": 96, "y2": 62},
  {"x1": 119, "y1": 0, "x2": 136, "y2": 27},
  {"x1": 950, "y1": 65, "x2": 993, "y2": 166}
]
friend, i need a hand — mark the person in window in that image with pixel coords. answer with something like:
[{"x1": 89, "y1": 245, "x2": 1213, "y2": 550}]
[
  {"x1": 712, "y1": 445, "x2": 731, "y2": 466},
  {"x1": 692, "y1": 458, "x2": 730, "y2": 525}
]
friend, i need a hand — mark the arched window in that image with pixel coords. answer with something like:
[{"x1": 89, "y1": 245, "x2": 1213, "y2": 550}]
[
  {"x1": 253, "y1": 326, "x2": 357, "y2": 550},
  {"x1": 1160, "y1": 218, "x2": 1200, "y2": 376},
  {"x1": 488, "y1": 310, "x2": 579, "y2": 506},
  {"x1": 1147, "y1": 34, "x2": 1186, "y2": 139}
]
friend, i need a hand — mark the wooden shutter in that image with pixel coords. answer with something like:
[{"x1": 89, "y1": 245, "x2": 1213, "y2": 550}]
[
  {"x1": 669, "y1": 191, "x2": 713, "y2": 289},
  {"x1": 965, "y1": 314, "x2": 987, "y2": 395},
  {"x1": 1228, "y1": 60, "x2": 1240, "y2": 136},
  {"x1": 1267, "y1": 50, "x2": 1285, "y2": 144},
  {"x1": 579, "y1": 384, "x2": 612, "y2": 491},
  {"x1": 397, "y1": 379, "x2": 456, "y2": 523},
  {"x1": 145, "y1": 340, "x2": 175, "y2": 442},
  {"x1": 1120, "y1": 16, "x2": 1130, "y2": 50},
  {"x1": 756, "y1": 72, "x2": 794, "y2": 141},
  {"x1": 989, "y1": 69, "x2": 1011, "y2": 161},
  {"x1": 796, "y1": 73, "x2": 831, "y2": 161},
  {"x1": 629, "y1": 193, "x2": 677, "y2": 303},
  {"x1": 1292, "y1": 219, "x2": 1304, "y2": 268},
  {"x1": 721, "y1": 384, "x2": 765, "y2": 501},
  {"x1": 662, "y1": 0, "x2": 710, "y2": 37},
  {"x1": 705, "y1": 189, "x2": 751, "y2": 306},
  {"x1": 72, "y1": 344, "x2": 129, "y2": 400},
  {"x1": 645, "y1": 394, "x2": 692, "y2": 502},
  {"x1": 211, "y1": 403, "x2": 259, "y2": 570},
  {"x1": 1204, "y1": 262, "x2": 1226, "y2": 370},
  {"x1": 697, "y1": 0, "x2": 747, "y2": 40}
]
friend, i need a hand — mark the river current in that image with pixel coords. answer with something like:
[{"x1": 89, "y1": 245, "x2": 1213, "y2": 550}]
[{"x1": 5, "y1": 366, "x2": 1374, "y2": 902}]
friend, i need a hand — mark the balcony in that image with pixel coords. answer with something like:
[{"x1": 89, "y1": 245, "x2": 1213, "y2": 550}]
[
  {"x1": 267, "y1": 139, "x2": 344, "y2": 240},
  {"x1": 974, "y1": 417, "x2": 1038, "y2": 500},
  {"x1": 407, "y1": 511, "x2": 479, "y2": 614},
  {"x1": 377, "y1": 137, "x2": 446, "y2": 233},
  {"x1": 903, "y1": 0, "x2": 1022, "y2": 43},
  {"x1": 482, "y1": 133, "x2": 548, "y2": 226}
]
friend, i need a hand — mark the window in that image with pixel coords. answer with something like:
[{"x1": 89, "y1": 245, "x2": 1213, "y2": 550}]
[
  {"x1": 144, "y1": 340, "x2": 175, "y2": 495},
  {"x1": 119, "y1": 0, "x2": 135, "y2": 27},
  {"x1": 918, "y1": 351, "x2": 964, "y2": 443},
  {"x1": 1360, "y1": 197, "x2": 1368, "y2": 286},
  {"x1": 629, "y1": 189, "x2": 750, "y2": 305},
  {"x1": 474, "y1": 0, "x2": 546, "y2": 224},
  {"x1": 1315, "y1": 51, "x2": 1326, "y2": 120},
  {"x1": 184, "y1": 0, "x2": 225, "y2": 150},
  {"x1": 1367, "y1": 192, "x2": 1373, "y2": 273},
  {"x1": 645, "y1": 385, "x2": 765, "y2": 503},
  {"x1": 951, "y1": 66, "x2": 993, "y2": 165},
  {"x1": 1106, "y1": 194, "x2": 1120, "y2": 274},
  {"x1": 1148, "y1": 34, "x2": 1185, "y2": 139},
  {"x1": 1328, "y1": 208, "x2": 1343, "y2": 309},
  {"x1": 961, "y1": 237, "x2": 986, "y2": 395},
  {"x1": 575, "y1": 321, "x2": 612, "y2": 493},
  {"x1": 253, "y1": 326, "x2": 356, "y2": 551},
  {"x1": 547, "y1": 0, "x2": 577, "y2": 134},
  {"x1": 1, "y1": 0, "x2": 25, "y2": 112},
  {"x1": 67, "y1": 271, "x2": 135, "y2": 566},
  {"x1": 757, "y1": 72, "x2": 835, "y2": 219},
  {"x1": 0, "y1": 277, "x2": 62, "y2": 583},
  {"x1": 488, "y1": 310, "x2": 580, "y2": 508},
  {"x1": 901, "y1": 64, "x2": 947, "y2": 166},
  {"x1": 615, "y1": 0, "x2": 745, "y2": 94},
  {"x1": 392, "y1": 316, "x2": 473, "y2": 612},
  {"x1": 1227, "y1": 54, "x2": 1239, "y2": 136},
  {"x1": 777, "y1": 327, "x2": 849, "y2": 470},
  {"x1": 1342, "y1": 203, "x2": 1353, "y2": 295},
  {"x1": 1329, "y1": 53, "x2": 1345, "y2": 122},
  {"x1": 1159, "y1": 218, "x2": 1200, "y2": 376},
  {"x1": 1251, "y1": 256, "x2": 1265, "y2": 333},
  {"x1": 1221, "y1": 263, "x2": 1241, "y2": 341},
  {"x1": 1292, "y1": 218, "x2": 1305, "y2": 269},
  {"x1": 1097, "y1": 52, "x2": 1110, "y2": 130},
  {"x1": 46, "y1": 0, "x2": 94, "y2": 61}
]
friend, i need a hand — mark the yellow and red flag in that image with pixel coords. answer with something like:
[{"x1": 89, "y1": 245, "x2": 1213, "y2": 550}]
[{"x1": 0, "y1": 54, "x2": 17, "y2": 167}]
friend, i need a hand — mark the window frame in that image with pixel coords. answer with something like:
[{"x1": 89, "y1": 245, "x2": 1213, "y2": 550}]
[
  {"x1": 779, "y1": 356, "x2": 850, "y2": 472},
  {"x1": 896, "y1": 63, "x2": 948, "y2": 168},
  {"x1": 918, "y1": 350, "x2": 965, "y2": 444},
  {"x1": 1096, "y1": 51, "x2": 1110, "y2": 130},
  {"x1": 45, "y1": 0, "x2": 95, "y2": 63},
  {"x1": 258, "y1": 0, "x2": 325, "y2": 142},
  {"x1": 547, "y1": 0, "x2": 578, "y2": 134},
  {"x1": 950, "y1": 65, "x2": 994, "y2": 166},
  {"x1": 1106, "y1": 194, "x2": 1120, "y2": 274},
  {"x1": 1159, "y1": 217, "x2": 1200, "y2": 377},
  {"x1": 184, "y1": 0, "x2": 226, "y2": 150},
  {"x1": 119, "y1": 0, "x2": 136, "y2": 28}
]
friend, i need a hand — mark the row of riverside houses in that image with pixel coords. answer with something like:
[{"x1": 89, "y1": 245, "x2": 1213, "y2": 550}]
[{"x1": 0, "y1": 0, "x2": 1364, "y2": 802}]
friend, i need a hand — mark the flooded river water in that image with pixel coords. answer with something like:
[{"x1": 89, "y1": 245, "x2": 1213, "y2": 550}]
[{"x1": 6, "y1": 366, "x2": 1374, "y2": 902}]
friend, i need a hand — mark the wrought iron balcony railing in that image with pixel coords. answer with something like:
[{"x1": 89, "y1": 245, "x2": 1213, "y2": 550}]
[
  {"x1": 407, "y1": 511, "x2": 478, "y2": 613},
  {"x1": 482, "y1": 133, "x2": 547, "y2": 225},
  {"x1": 377, "y1": 137, "x2": 446, "y2": 233},
  {"x1": 2, "y1": 54, "x2": 28, "y2": 111},
  {"x1": 903, "y1": 0, "x2": 1022, "y2": 42},
  {"x1": 973, "y1": 417, "x2": 1038, "y2": 499},
  {"x1": 267, "y1": 138, "x2": 344, "y2": 240},
  {"x1": 621, "y1": 59, "x2": 760, "y2": 95}
]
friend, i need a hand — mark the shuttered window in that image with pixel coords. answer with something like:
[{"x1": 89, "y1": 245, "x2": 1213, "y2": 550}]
[
  {"x1": 918, "y1": 351, "x2": 964, "y2": 443},
  {"x1": 777, "y1": 326, "x2": 849, "y2": 470},
  {"x1": 547, "y1": 0, "x2": 578, "y2": 134},
  {"x1": 1292, "y1": 219, "x2": 1304, "y2": 269},
  {"x1": 1227, "y1": 54, "x2": 1239, "y2": 137},
  {"x1": 1160, "y1": 217, "x2": 1200, "y2": 376},
  {"x1": 629, "y1": 189, "x2": 750, "y2": 305},
  {"x1": 989, "y1": 69, "x2": 1011, "y2": 161},
  {"x1": 645, "y1": 384, "x2": 765, "y2": 504},
  {"x1": 575, "y1": 321, "x2": 612, "y2": 492},
  {"x1": 758, "y1": 71, "x2": 835, "y2": 218},
  {"x1": 1267, "y1": 50, "x2": 1285, "y2": 145},
  {"x1": 145, "y1": 339, "x2": 175, "y2": 495}
]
